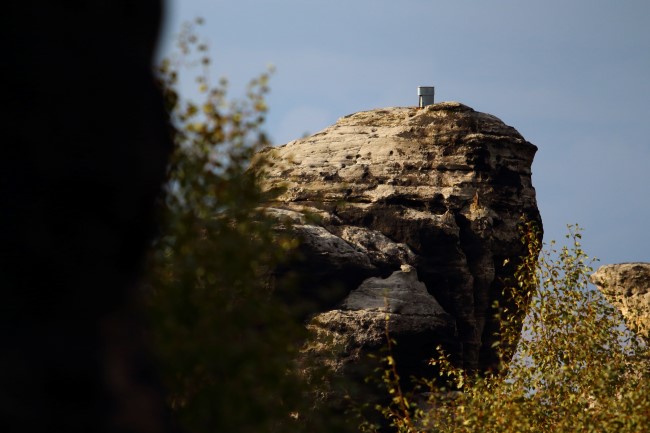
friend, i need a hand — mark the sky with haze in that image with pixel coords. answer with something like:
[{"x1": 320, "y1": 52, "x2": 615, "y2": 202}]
[{"x1": 158, "y1": 0, "x2": 650, "y2": 266}]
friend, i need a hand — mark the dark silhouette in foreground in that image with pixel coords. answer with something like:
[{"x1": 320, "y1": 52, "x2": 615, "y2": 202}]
[{"x1": 3, "y1": 2, "x2": 175, "y2": 432}]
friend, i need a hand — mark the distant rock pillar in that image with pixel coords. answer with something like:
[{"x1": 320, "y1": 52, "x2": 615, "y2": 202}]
[{"x1": 591, "y1": 263, "x2": 650, "y2": 341}]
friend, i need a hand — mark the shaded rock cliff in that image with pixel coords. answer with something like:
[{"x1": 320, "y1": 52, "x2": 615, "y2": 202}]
[
  {"x1": 257, "y1": 102, "x2": 541, "y2": 377},
  {"x1": 591, "y1": 263, "x2": 650, "y2": 341}
]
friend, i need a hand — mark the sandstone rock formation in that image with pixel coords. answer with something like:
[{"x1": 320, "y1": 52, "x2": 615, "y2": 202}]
[
  {"x1": 257, "y1": 102, "x2": 542, "y2": 377},
  {"x1": 304, "y1": 266, "x2": 457, "y2": 381},
  {"x1": 591, "y1": 263, "x2": 650, "y2": 341}
]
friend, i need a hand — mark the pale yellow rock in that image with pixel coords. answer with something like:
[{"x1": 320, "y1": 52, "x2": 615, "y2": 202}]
[
  {"x1": 591, "y1": 263, "x2": 650, "y2": 341},
  {"x1": 256, "y1": 102, "x2": 542, "y2": 373}
]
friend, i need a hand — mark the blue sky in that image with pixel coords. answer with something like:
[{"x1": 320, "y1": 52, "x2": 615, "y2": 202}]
[{"x1": 158, "y1": 0, "x2": 650, "y2": 265}]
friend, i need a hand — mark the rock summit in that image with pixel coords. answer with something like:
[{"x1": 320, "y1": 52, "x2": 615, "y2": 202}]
[{"x1": 256, "y1": 102, "x2": 542, "y2": 376}]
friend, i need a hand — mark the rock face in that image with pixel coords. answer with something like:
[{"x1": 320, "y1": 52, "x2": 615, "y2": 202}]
[
  {"x1": 591, "y1": 263, "x2": 650, "y2": 341},
  {"x1": 305, "y1": 266, "x2": 456, "y2": 381},
  {"x1": 257, "y1": 102, "x2": 542, "y2": 376}
]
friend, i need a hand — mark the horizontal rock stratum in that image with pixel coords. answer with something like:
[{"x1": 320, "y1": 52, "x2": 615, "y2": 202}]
[{"x1": 255, "y1": 102, "x2": 542, "y2": 377}]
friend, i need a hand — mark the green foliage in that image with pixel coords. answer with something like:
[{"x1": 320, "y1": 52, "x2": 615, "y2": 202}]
[
  {"x1": 371, "y1": 223, "x2": 650, "y2": 432},
  {"x1": 144, "y1": 20, "x2": 309, "y2": 433},
  {"x1": 363, "y1": 318, "x2": 422, "y2": 433}
]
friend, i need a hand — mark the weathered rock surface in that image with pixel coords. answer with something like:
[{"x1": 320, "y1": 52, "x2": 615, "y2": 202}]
[
  {"x1": 591, "y1": 263, "x2": 650, "y2": 341},
  {"x1": 257, "y1": 102, "x2": 542, "y2": 374},
  {"x1": 305, "y1": 266, "x2": 456, "y2": 381}
]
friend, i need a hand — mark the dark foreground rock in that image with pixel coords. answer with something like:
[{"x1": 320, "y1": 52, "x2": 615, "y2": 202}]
[
  {"x1": 256, "y1": 102, "x2": 542, "y2": 379},
  {"x1": 3, "y1": 2, "x2": 176, "y2": 432},
  {"x1": 591, "y1": 263, "x2": 650, "y2": 341}
]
